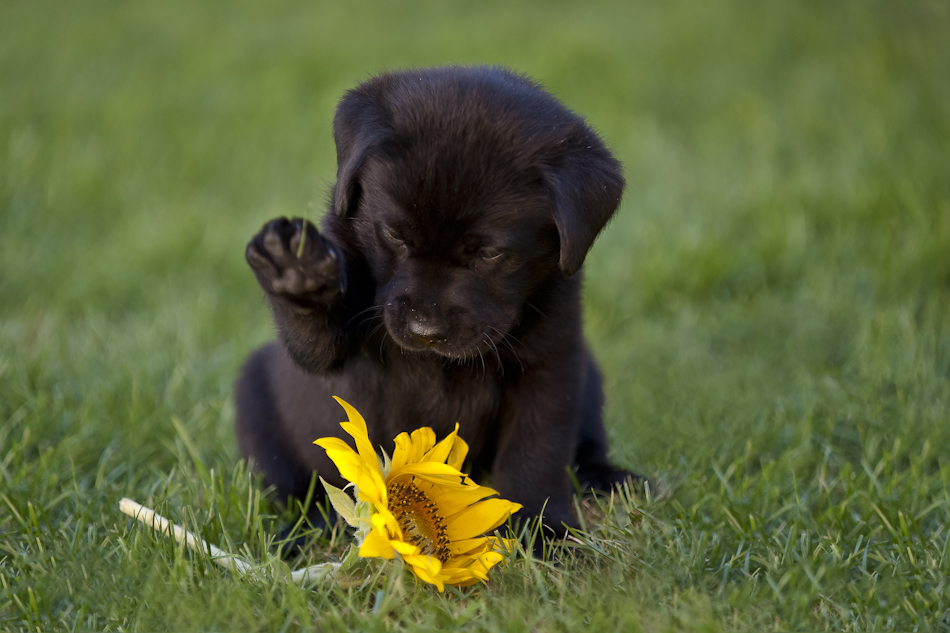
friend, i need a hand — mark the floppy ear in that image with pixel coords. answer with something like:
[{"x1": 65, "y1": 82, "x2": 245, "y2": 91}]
[
  {"x1": 331, "y1": 89, "x2": 385, "y2": 218},
  {"x1": 543, "y1": 126, "x2": 625, "y2": 276}
]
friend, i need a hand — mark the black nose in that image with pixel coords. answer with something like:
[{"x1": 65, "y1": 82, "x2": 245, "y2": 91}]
[{"x1": 408, "y1": 318, "x2": 447, "y2": 346}]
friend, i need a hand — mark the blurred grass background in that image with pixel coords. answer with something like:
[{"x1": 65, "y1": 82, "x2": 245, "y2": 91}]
[{"x1": 2, "y1": 0, "x2": 949, "y2": 630}]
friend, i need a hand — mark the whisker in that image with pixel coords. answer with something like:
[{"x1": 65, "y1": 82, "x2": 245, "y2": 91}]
[
  {"x1": 504, "y1": 338, "x2": 525, "y2": 373},
  {"x1": 524, "y1": 301, "x2": 548, "y2": 320},
  {"x1": 367, "y1": 321, "x2": 387, "y2": 341},
  {"x1": 368, "y1": 322, "x2": 388, "y2": 361},
  {"x1": 347, "y1": 304, "x2": 384, "y2": 328},
  {"x1": 484, "y1": 334, "x2": 503, "y2": 376},
  {"x1": 495, "y1": 326, "x2": 527, "y2": 352},
  {"x1": 489, "y1": 326, "x2": 525, "y2": 373}
]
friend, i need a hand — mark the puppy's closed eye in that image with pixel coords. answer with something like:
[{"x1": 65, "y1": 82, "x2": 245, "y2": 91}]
[
  {"x1": 382, "y1": 225, "x2": 406, "y2": 246},
  {"x1": 476, "y1": 246, "x2": 503, "y2": 261}
]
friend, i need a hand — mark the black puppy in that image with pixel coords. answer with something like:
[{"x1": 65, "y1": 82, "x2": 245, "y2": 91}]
[{"x1": 236, "y1": 66, "x2": 630, "y2": 543}]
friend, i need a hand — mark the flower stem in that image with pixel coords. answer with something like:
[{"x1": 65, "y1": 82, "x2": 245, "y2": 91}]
[{"x1": 118, "y1": 497, "x2": 340, "y2": 585}]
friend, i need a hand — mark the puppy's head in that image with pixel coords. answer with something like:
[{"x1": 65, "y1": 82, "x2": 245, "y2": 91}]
[{"x1": 329, "y1": 67, "x2": 624, "y2": 358}]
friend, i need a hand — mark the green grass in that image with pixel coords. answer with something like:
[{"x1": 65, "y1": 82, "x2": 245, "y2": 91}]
[{"x1": 2, "y1": 0, "x2": 950, "y2": 630}]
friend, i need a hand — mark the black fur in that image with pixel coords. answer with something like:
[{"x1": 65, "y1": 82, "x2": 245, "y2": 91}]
[{"x1": 236, "y1": 66, "x2": 631, "y2": 541}]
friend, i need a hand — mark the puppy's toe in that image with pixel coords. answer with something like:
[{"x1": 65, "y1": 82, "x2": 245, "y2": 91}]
[
  {"x1": 270, "y1": 267, "x2": 306, "y2": 294},
  {"x1": 260, "y1": 218, "x2": 298, "y2": 266},
  {"x1": 577, "y1": 464, "x2": 644, "y2": 494},
  {"x1": 246, "y1": 241, "x2": 277, "y2": 274}
]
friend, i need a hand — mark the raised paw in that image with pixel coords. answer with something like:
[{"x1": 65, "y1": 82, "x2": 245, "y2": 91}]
[{"x1": 246, "y1": 217, "x2": 344, "y2": 302}]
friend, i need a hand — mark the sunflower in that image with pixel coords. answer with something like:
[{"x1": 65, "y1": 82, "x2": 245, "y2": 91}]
[{"x1": 314, "y1": 397, "x2": 521, "y2": 591}]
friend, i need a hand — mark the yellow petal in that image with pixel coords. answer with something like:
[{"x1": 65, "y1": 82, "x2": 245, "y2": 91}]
[
  {"x1": 316, "y1": 435, "x2": 387, "y2": 505},
  {"x1": 333, "y1": 397, "x2": 380, "y2": 470},
  {"x1": 404, "y1": 553, "x2": 442, "y2": 578},
  {"x1": 445, "y1": 498, "x2": 521, "y2": 541},
  {"x1": 446, "y1": 566, "x2": 488, "y2": 582},
  {"x1": 410, "y1": 426, "x2": 437, "y2": 452},
  {"x1": 421, "y1": 482, "x2": 498, "y2": 517},
  {"x1": 313, "y1": 436, "x2": 357, "y2": 453},
  {"x1": 359, "y1": 528, "x2": 395, "y2": 559},
  {"x1": 319, "y1": 447, "x2": 363, "y2": 482},
  {"x1": 332, "y1": 396, "x2": 368, "y2": 436},
  {"x1": 341, "y1": 422, "x2": 378, "y2": 466},
  {"x1": 325, "y1": 459, "x2": 383, "y2": 507},
  {"x1": 356, "y1": 464, "x2": 389, "y2": 506},
  {"x1": 474, "y1": 550, "x2": 504, "y2": 569},
  {"x1": 405, "y1": 560, "x2": 445, "y2": 592},
  {"x1": 441, "y1": 562, "x2": 489, "y2": 583},
  {"x1": 422, "y1": 423, "x2": 459, "y2": 464},
  {"x1": 457, "y1": 551, "x2": 505, "y2": 580},
  {"x1": 372, "y1": 510, "x2": 400, "y2": 537},
  {"x1": 446, "y1": 435, "x2": 469, "y2": 471},
  {"x1": 390, "y1": 432, "x2": 413, "y2": 470},
  {"x1": 390, "y1": 540, "x2": 421, "y2": 556},
  {"x1": 443, "y1": 551, "x2": 503, "y2": 583},
  {"x1": 389, "y1": 461, "x2": 465, "y2": 481},
  {"x1": 447, "y1": 536, "x2": 494, "y2": 556},
  {"x1": 483, "y1": 535, "x2": 517, "y2": 555},
  {"x1": 391, "y1": 427, "x2": 436, "y2": 469}
]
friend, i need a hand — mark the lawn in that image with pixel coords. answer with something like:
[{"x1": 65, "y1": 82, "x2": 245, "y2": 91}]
[{"x1": 2, "y1": 0, "x2": 950, "y2": 630}]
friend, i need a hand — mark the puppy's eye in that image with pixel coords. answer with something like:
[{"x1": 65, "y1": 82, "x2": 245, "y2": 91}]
[
  {"x1": 383, "y1": 226, "x2": 404, "y2": 245},
  {"x1": 477, "y1": 247, "x2": 503, "y2": 260}
]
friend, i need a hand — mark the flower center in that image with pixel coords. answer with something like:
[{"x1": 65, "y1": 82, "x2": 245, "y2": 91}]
[{"x1": 387, "y1": 481, "x2": 451, "y2": 563}]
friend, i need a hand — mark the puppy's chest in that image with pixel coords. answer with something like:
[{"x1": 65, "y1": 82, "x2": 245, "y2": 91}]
[{"x1": 378, "y1": 360, "x2": 500, "y2": 454}]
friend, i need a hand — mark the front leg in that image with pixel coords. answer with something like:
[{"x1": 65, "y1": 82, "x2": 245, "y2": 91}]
[
  {"x1": 491, "y1": 367, "x2": 583, "y2": 539},
  {"x1": 246, "y1": 217, "x2": 350, "y2": 373}
]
